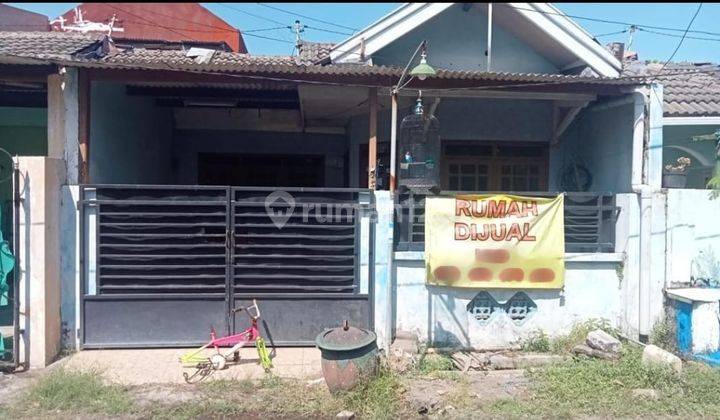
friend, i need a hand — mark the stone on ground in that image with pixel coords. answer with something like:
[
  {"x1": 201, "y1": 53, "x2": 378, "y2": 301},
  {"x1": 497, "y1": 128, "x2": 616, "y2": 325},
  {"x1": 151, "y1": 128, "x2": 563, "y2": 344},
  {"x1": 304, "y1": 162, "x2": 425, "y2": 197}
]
[
  {"x1": 586, "y1": 329, "x2": 622, "y2": 354},
  {"x1": 632, "y1": 388, "x2": 661, "y2": 400},
  {"x1": 450, "y1": 351, "x2": 489, "y2": 371},
  {"x1": 488, "y1": 354, "x2": 516, "y2": 370},
  {"x1": 641, "y1": 344, "x2": 683, "y2": 374},
  {"x1": 488, "y1": 353, "x2": 565, "y2": 370},
  {"x1": 572, "y1": 344, "x2": 619, "y2": 360},
  {"x1": 336, "y1": 410, "x2": 356, "y2": 419}
]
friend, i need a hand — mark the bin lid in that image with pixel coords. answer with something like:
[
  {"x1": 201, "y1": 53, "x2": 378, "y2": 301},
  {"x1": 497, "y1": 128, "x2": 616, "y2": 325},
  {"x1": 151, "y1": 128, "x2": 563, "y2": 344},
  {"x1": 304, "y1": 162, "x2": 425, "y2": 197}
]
[{"x1": 315, "y1": 320, "x2": 377, "y2": 351}]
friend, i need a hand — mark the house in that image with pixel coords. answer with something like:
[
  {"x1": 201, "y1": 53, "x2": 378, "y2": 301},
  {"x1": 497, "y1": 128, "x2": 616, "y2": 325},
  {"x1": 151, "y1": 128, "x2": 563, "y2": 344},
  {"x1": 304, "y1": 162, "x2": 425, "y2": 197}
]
[
  {"x1": 1, "y1": 2, "x2": 717, "y2": 369},
  {"x1": 51, "y1": 3, "x2": 247, "y2": 53},
  {"x1": 623, "y1": 59, "x2": 720, "y2": 189},
  {"x1": 0, "y1": 4, "x2": 50, "y2": 32}
]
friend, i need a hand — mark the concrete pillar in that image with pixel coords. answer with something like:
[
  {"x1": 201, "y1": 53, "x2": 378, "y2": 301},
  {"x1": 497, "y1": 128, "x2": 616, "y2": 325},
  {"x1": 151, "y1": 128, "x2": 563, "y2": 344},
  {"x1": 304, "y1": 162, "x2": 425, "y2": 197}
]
[
  {"x1": 17, "y1": 157, "x2": 66, "y2": 368},
  {"x1": 615, "y1": 193, "x2": 640, "y2": 338},
  {"x1": 373, "y1": 190, "x2": 394, "y2": 351},
  {"x1": 647, "y1": 83, "x2": 664, "y2": 189},
  {"x1": 47, "y1": 68, "x2": 79, "y2": 184}
]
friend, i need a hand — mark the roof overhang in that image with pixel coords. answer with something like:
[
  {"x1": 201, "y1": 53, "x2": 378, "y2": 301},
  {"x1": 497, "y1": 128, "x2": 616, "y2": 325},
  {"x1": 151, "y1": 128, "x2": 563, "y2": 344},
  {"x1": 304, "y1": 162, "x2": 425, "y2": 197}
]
[
  {"x1": 664, "y1": 116, "x2": 720, "y2": 126},
  {"x1": 329, "y1": 3, "x2": 622, "y2": 77}
]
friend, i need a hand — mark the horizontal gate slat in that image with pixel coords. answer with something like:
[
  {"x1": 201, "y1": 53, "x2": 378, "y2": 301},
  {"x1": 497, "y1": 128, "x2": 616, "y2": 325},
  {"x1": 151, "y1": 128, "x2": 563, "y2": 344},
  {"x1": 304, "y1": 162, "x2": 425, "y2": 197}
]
[
  {"x1": 235, "y1": 244, "x2": 354, "y2": 250},
  {"x1": 100, "y1": 212, "x2": 226, "y2": 217},
  {"x1": 90, "y1": 186, "x2": 230, "y2": 295},
  {"x1": 100, "y1": 284, "x2": 227, "y2": 290},
  {"x1": 235, "y1": 264, "x2": 353, "y2": 269},
  {"x1": 234, "y1": 284, "x2": 356, "y2": 291},
  {"x1": 232, "y1": 188, "x2": 367, "y2": 297},
  {"x1": 101, "y1": 222, "x2": 226, "y2": 228},
  {"x1": 101, "y1": 264, "x2": 226, "y2": 269},
  {"x1": 235, "y1": 254, "x2": 354, "y2": 260},
  {"x1": 101, "y1": 254, "x2": 226, "y2": 259},
  {"x1": 234, "y1": 224, "x2": 353, "y2": 229}
]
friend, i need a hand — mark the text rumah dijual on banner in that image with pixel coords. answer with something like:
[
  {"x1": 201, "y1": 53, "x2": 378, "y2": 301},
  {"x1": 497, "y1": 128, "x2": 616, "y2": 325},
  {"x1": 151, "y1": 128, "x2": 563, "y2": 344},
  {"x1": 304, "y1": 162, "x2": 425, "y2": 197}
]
[{"x1": 425, "y1": 194, "x2": 565, "y2": 289}]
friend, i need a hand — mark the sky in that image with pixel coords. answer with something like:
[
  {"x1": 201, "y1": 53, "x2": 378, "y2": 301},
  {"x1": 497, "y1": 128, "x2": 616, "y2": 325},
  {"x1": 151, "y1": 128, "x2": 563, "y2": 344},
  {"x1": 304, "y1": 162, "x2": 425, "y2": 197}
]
[{"x1": 7, "y1": 3, "x2": 720, "y2": 63}]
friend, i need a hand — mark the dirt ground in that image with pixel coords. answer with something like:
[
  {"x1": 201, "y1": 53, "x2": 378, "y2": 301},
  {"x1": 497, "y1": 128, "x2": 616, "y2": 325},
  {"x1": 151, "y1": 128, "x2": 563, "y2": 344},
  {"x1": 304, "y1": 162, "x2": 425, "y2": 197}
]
[
  {"x1": 405, "y1": 369, "x2": 531, "y2": 414},
  {"x1": 0, "y1": 370, "x2": 41, "y2": 406}
]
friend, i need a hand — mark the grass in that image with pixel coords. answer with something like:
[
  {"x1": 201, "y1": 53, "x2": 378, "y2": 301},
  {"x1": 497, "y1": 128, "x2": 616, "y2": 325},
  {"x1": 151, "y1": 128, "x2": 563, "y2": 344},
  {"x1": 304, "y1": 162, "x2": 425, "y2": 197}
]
[
  {"x1": 10, "y1": 343, "x2": 720, "y2": 418},
  {"x1": 523, "y1": 329, "x2": 551, "y2": 352},
  {"x1": 522, "y1": 318, "x2": 621, "y2": 355},
  {"x1": 549, "y1": 318, "x2": 619, "y2": 354},
  {"x1": 337, "y1": 368, "x2": 408, "y2": 419},
  {"x1": 15, "y1": 368, "x2": 133, "y2": 416},
  {"x1": 650, "y1": 316, "x2": 677, "y2": 352},
  {"x1": 147, "y1": 369, "x2": 408, "y2": 419},
  {"x1": 481, "y1": 346, "x2": 720, "y2": 417},
  {"x1": 418, "y1": 352, "x2": 455, "y2": 373},
  {"x1": 7, "y1": 367, "x2": 408, "y2": 419}
]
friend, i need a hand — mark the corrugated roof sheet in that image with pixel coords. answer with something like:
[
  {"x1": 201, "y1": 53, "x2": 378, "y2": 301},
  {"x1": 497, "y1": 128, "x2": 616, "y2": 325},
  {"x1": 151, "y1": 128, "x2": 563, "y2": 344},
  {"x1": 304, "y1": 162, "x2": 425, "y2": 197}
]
[
  {"x1": 0, "y1": 31, "x2": 642, "y2": 88},
  {"x1": 79, "y1": 47, "x2": 641, "y2": 85},
  {"x1": 623, "y1": 61, "x2": 720, "y2": 117}
]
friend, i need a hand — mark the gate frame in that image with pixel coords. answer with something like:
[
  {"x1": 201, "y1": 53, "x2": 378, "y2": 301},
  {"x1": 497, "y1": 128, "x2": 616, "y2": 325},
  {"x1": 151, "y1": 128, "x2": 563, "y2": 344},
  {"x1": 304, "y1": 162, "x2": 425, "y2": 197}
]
[{"x1": 78, "y1": 184, "x2": 375, "y2": 349}]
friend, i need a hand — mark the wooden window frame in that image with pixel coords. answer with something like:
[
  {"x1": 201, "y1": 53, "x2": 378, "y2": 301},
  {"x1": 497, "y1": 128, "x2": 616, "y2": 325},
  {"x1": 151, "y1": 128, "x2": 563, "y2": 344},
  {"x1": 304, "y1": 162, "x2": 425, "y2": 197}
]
[{"x1": 441, "y1": 140, "x2": 549, "y2": 192}]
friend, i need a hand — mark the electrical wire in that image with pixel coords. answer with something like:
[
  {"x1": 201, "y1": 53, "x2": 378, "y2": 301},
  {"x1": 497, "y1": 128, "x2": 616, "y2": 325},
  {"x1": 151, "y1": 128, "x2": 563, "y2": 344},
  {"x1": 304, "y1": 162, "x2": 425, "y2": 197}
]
[
  {"x1": 241, "y1": 32, "x2": 294, "y2": 45},
  {"x1": 102, "y1": 3, "x2": 243, "y2": 34},
  {"x1": 214, "y1": 3, "x2": 288, "y2": 27},
  {"x1": 637, "y1": 27, "x2": 720, "y2": 42},
  {"x1": 496, "y1": 3, "x2": 720, "y2": 38},
  {"x1": 256, "y1": 3, "x2": 360, "y2": 33},
  {"x1": 244, "y1": 26, "x2": 292, "y2": 33},
  {"x1": 49, "y1": 3, "x2": 720, "y2": 67},
  {"x1": 100, "y1": 3, "x2": 197, "y2": 41},
  {"x1": 656, "y1": 3, "x2": 703, "y2": 75},
  {"x1": 304, "y1": 25, "x2": 353, "y2": 37},
  {"x1": 593, "y1": 29, "x2": 629, "y2": 38}
]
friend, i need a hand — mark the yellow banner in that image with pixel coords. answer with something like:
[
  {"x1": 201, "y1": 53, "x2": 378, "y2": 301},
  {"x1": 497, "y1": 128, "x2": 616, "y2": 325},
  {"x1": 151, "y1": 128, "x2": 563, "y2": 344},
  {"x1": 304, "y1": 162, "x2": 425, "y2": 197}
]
[{"x1": 426, "y1": 194, "x2": 564, "y2": 289}]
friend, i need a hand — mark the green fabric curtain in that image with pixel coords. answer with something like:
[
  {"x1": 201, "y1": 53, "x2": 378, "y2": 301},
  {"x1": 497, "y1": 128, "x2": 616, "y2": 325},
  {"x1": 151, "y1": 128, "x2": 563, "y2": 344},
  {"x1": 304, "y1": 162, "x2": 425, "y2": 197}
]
[{"x1": 0, "y1": 204, "x2": 15, "y2": 307}]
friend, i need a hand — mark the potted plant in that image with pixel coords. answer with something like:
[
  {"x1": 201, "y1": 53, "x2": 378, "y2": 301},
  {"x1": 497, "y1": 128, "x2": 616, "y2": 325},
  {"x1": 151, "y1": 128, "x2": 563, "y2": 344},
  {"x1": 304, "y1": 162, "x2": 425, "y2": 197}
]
[{"x1": 663, "y1": 156, "x2": 692, "y2": 188}]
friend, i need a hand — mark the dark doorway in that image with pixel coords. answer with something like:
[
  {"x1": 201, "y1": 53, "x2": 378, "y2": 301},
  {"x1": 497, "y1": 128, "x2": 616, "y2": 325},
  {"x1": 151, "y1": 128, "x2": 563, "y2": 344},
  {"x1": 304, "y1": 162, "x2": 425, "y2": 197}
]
[{"x1": 198, "y1": 153, "x2": 325, "y2": 187}]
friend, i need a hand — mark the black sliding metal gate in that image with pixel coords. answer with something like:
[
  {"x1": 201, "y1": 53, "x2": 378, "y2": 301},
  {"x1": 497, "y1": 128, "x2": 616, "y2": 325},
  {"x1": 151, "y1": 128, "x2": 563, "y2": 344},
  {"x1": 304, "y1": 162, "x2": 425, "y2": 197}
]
[{"x1": 80, "y1": 185, "x2": 374, "y2": 348}]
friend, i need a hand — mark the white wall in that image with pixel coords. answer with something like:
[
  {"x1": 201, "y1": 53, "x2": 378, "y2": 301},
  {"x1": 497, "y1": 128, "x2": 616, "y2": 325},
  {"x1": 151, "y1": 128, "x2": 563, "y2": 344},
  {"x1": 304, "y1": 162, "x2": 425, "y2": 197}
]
[
  {"x1": 394, "y1": 253, "x2": 624, "y2": 349},
  {"x1": 666, "y1": 189, "x2": 720, "y2": 288},
  {"x1": 17, "y1": 157, "x2": 66, "y2": 367}
]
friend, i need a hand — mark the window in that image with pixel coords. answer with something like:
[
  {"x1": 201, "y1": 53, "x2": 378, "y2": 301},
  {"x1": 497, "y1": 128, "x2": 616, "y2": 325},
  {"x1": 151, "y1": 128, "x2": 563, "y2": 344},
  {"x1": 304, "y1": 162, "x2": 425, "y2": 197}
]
[{"x1": 442, "y1": 142, "x2": 548, "y2": 192}]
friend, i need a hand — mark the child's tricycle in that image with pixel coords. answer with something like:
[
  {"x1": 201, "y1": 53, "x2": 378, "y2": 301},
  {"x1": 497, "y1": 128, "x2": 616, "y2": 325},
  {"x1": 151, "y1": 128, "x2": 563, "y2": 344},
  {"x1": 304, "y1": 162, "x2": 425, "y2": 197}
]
[{"x1": 180, "y1": 299, "x2": 272, "y2": 382}]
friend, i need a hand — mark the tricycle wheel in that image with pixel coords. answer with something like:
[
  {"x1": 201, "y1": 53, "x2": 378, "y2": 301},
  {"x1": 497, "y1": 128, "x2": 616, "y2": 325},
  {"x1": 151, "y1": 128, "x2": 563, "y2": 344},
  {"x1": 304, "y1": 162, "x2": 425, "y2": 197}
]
[{"x1": 210, "y1": 353, "x2": 227, "y2": 370}]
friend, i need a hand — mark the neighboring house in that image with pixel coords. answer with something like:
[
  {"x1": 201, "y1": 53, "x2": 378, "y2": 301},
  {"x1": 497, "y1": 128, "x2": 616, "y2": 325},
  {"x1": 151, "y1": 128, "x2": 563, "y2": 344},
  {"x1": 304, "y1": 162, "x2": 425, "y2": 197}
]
[
  {"x1": 51, "y1": 3, "x2": 247, "y2": 53},
  {"x1": 0, "y1": 4, "x2": 50, "y2": 32},
  {"x1": 624, "y1": 60, "x2": 720, "y2": 189},
  {"x1": 0, "y1": 3, "x2": 716, "y2": 369}
]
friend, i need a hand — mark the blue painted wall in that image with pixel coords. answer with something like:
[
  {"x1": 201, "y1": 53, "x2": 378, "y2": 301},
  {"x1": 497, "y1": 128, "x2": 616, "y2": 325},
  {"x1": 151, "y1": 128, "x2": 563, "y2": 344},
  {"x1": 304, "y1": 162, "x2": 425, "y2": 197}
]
[
  {"x1": 550, "y1": 102, "x2": 635, "y2": 193},
  {"x1": 89, "y1": 82, "x2": 174, "y2": 184},
  {"x1": 675, "y1": 300, "x2": 693, "y2": 354},
  {"x1": 173, "y1": 129, "x2": 348, "y2": 186},
  {"x1": 664, "y1": 125, "x2": 720, "y2": 189},
  {"x1": 372, "y1": 4, "x2": 558, "y2": 74}
]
